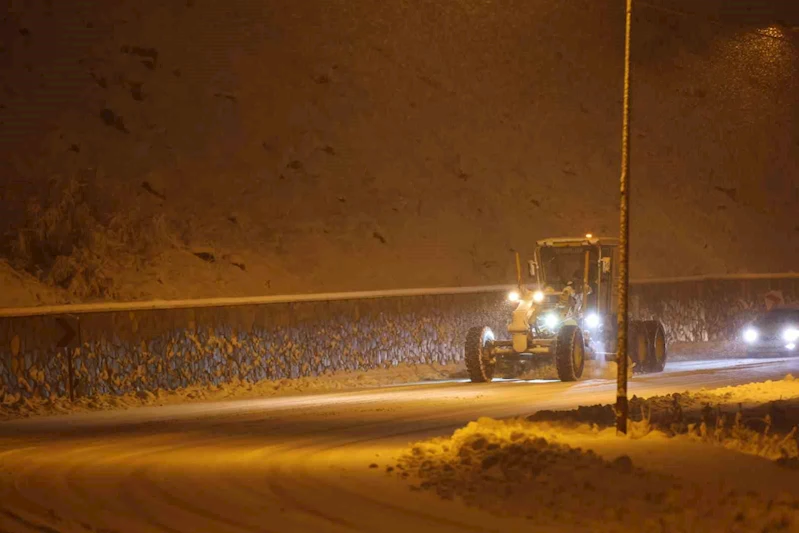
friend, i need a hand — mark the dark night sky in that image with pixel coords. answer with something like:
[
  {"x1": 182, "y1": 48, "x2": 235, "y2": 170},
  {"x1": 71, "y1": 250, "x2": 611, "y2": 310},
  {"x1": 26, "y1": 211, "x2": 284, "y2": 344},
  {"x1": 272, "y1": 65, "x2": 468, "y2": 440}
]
[{"x1": 0, "y1": 0, "x2": 797, "y2": 299}]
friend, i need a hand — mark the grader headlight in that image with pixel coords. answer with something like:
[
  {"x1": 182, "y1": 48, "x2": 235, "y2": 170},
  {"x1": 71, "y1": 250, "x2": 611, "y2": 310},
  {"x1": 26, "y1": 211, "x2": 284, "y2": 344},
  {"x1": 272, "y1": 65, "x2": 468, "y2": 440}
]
[
  {"x1": 532, "y1": 290, "x2": 545, "y2": 303},
  {"x1": 584, "y1": 312, "x2": 601, "y2": 329},
  {"x1": 543, "y1": 312, "x2": 560, "y2": 330}
]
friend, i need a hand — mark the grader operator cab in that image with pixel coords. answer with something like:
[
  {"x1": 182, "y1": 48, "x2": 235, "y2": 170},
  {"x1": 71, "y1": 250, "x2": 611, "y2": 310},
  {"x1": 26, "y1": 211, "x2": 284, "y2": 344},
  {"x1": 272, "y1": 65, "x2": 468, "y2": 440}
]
[{"x1": 465, "y1": 235, "x2": 667, "y2": 383}]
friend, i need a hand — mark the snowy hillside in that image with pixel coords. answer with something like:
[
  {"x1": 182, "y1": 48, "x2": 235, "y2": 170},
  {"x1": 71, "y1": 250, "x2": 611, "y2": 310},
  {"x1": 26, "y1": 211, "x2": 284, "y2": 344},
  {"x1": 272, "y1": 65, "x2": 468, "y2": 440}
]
[{"x1": 1, "y1": 0, "x2": 797, "y2": 305}]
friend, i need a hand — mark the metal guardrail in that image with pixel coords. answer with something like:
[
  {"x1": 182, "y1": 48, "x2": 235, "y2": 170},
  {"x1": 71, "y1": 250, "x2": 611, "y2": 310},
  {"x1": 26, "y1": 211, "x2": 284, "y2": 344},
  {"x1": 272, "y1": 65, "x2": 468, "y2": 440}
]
[
  {"x1": 0, "y1": 272, "x2": 795, "y2": 318},
  {"x1": 0, "y1": 284, "x2": 516, "y2": 318},
  {"x1": 628, "y1": 272, "x2": 799, "y2": 285}
]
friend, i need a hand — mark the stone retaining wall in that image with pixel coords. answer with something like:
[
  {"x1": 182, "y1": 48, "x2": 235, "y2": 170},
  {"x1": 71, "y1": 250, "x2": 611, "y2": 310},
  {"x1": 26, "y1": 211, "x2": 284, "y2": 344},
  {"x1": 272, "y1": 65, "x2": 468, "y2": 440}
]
[{"x1": 0, "y1": 293, "x2": 509, "y2": 400}]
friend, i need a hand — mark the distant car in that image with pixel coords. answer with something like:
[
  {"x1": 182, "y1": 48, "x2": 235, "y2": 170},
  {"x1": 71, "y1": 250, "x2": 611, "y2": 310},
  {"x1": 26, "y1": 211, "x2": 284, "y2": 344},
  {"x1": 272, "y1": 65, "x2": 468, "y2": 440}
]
[{"x1": 742, "y1": 306, "x2": 799, "y2": 357}]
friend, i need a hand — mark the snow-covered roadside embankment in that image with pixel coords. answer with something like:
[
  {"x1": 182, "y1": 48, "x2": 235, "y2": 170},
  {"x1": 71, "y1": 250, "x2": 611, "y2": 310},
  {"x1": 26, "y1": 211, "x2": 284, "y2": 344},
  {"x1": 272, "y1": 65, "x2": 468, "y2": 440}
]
[
  {"x1": 389, "y1": 376, "x2": 799, "y2": 532},
  {"x1": 0, "y1": 362, "x2": 466, "y2": 420}
]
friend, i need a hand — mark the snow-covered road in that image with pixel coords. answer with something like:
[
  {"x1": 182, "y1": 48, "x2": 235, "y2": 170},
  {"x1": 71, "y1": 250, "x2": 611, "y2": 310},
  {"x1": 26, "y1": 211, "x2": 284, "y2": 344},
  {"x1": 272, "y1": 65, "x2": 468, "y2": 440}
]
[{"x1": 0, "y1": 357, "x2": 797, "y2": 533}]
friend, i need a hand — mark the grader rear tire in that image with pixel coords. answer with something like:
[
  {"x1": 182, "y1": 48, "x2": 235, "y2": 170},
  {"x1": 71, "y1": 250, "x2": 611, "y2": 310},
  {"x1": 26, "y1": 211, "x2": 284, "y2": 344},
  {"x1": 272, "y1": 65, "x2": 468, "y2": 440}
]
[
  {"x1": 465, "y1": 326, "x2": 496, "y2": 383},
  {"x1": 556, "y1": 325, "x2": 585, "y2": 382},
  {"x1": 643, "y1": 320, "x2": 667, "y2": 373}
]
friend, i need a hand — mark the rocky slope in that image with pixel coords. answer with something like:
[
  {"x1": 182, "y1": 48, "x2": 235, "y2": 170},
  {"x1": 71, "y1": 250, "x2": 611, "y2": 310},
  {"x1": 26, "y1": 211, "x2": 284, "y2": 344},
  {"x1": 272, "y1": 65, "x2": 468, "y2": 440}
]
[{"x1": 1, "y1": 0, "x2": 797, "y2": 305}]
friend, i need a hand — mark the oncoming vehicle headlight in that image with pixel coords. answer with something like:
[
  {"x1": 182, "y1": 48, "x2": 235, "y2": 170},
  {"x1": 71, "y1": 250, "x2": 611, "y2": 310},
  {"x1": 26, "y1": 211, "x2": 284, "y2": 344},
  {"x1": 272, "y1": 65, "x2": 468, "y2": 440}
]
[
  {"x1": 584, "y1": 313, "x2": 601, "y2": 329},
  {"x1": 508, "y1": 290, "x2": 520, "y2": 303},
  {"x1": 743, "y1": 327, "x2": 759, "y2": 344},
  {"x1": 783, "y1": 327, "x2": 799, "y2": 343},
  {"x1": 543, "y1": 313, "x2": 560, "y2": 330},
  {"x1": 532, "y1": 290, "x2": 545, "y2": 303}
]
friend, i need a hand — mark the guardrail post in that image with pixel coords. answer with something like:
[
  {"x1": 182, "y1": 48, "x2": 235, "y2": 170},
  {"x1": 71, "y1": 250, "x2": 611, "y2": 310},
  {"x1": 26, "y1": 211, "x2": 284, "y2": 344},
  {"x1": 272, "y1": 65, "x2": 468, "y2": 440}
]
[
  {"x1": 56, "y1": 314, "x2": 80, "y2": 402},
  {"x1": 67, "y1": 347, "x2": 74, "y2": 403}
]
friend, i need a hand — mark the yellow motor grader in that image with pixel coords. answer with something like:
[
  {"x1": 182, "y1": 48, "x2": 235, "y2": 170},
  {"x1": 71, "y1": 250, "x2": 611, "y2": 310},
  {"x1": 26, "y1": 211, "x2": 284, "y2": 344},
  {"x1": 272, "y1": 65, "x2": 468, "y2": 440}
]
[{"x1": 465, "y1": 235, "x2": 667, "y2": 382}]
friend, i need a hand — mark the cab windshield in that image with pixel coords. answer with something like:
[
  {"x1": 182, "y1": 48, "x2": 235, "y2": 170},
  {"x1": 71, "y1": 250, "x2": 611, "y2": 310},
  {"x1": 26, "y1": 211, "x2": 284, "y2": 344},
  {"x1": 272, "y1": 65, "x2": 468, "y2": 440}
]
[{"x1": 539, "y1": 246, "x2": 590, "y2": 291}]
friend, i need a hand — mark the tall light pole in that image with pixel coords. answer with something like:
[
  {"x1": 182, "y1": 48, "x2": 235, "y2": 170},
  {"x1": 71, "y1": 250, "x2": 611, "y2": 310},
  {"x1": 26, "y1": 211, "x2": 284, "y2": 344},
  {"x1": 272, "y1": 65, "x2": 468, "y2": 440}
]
[{"x1": 615, "y1": 0, "x2": 633, "y2": 435}]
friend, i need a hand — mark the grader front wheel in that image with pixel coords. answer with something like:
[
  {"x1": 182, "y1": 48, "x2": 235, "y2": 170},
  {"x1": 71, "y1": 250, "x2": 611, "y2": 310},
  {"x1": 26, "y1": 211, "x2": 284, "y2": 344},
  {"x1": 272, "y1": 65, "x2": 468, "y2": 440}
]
[
  {"x1": 465, "y1": 326, "x2": 496, "y2": 383},
  {"x1": 556, "y1": 325, "x2": 585, "y2": 382}
]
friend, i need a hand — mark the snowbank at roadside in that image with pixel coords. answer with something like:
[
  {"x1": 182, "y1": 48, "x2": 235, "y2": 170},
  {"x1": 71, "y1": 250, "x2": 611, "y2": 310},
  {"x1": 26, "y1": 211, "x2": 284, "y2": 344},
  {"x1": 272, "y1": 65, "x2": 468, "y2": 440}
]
[
  {"x1": 389, "y1": 376, "x2": 799, "y2": 532},
  {"x1": 393, "y1": 417, "x2": 798, "y2": 533},
  {"x1": 528, "y1": 374, "x2": 799, "y2": 461},
  {"x1": 0, "y1": 362, "x2": 466, "y2": 420},
  {"x1": 705, "y1": 376, "x2": 799, "y2": 403},
  {"x1": 0, "y1": 354, "x2": 620, "y2": 421}
]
